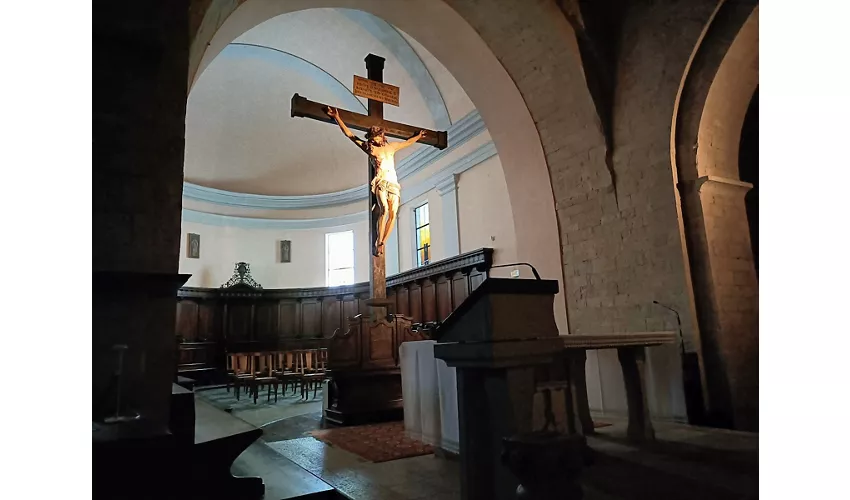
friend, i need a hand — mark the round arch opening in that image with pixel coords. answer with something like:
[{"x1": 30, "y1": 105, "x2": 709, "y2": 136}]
[{"x1": 192, "y1": 0, "x2": 569, "y2": 332}]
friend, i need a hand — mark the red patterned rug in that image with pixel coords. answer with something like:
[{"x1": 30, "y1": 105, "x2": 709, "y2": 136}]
[
  {"x1": 310, "y1": 421, "x2": 433, "y2": 463},
  {"x1": 310, "y1": 420, "x2": 611, "y2": 463}
]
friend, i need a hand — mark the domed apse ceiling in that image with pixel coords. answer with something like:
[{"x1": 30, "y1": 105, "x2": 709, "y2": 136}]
[{"x1": 185, "y1": 8, "x2": 474, "y2": 198}]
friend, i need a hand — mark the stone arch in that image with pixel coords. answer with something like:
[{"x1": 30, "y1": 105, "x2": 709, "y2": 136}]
[
  {"x1": 191, "y1": 0, "x2": 603, "y2": 333},
  {"x1": 672, "y1": 4, "x2": 759, "y2": 431},
  {"x1": 738, "y1": 87, "x2": 758, "y2": 273}
]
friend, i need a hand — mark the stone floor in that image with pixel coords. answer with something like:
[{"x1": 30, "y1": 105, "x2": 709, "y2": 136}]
[
  {"x1": 266, "y1": 417, "x2": 757, "y2": 500},
  {"x1": 196, "y1": 385, "x2": 324, "y2": 428},
  {"x1": 198, "y1": 386, "x2": 758, "y2": 500},
  {"x1": 583, "y1": 416, "x2": 758, "y2": 500},
  {"x1": 269, "y1": 438, "x2": 459, "y2": 500}
]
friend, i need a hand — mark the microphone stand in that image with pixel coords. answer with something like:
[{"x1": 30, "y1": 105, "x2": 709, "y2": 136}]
[
  {"x1": 651, "y1": 301, "x2": 705, "y2": 426},
  {"x1": 103, "y1": 344, "x2": 141, "y2": 424},
  {"x1": 652, "y1": 301, "x2": 684, "y2": 356}
]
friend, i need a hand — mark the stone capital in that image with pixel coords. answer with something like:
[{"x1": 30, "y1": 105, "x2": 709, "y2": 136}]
[
  {"x1": 690, "y1": 175, "x2": 753, "y2": 194},
  {"x1": 435, "y1": 174, "x2": 458, "y2": 196}
]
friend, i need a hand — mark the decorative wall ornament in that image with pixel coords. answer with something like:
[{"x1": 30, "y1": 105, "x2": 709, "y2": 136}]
[
  {"x1": 280, "y1": 240, "x2": 291, "y2": 263},
  {"x1": 187, "y1": 233, "x2": 200, "y2": 259},
  {"x1": 220, "y1": 262, "x2": 263, "y2": 289}
]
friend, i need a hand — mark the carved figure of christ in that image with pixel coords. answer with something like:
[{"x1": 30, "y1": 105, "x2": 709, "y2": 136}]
[
  {"x1": 326, "y1": 106, "x2": 426, "y2": 256},
  {"x1": 290, "y1": 53, "x2": 447, "y2": 307}
]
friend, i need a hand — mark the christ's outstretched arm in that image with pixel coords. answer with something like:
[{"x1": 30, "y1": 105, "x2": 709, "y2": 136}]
[
  {"x1": 391, "y1": 130, "x2": 427, "y2": 153},
  {"x1": 326, "y1": 107, "x2": 365, "y2": 149}
]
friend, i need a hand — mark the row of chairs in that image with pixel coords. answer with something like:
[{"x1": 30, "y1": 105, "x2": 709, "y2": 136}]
[{"x1": 225, "y1": 349, "x2": 329, "y2": 404}]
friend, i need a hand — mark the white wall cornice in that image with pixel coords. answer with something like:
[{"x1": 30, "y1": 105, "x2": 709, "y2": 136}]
[
  {"x1": 183, "y1": 140, "x2": 498, "y2": 230},
  {"x1": 182, "y1": 109, "x2": 486, "y2": 210},
  {"x1": 435, "y1": 175, "x2": 458, "y2": 195},
  {"x1": 401, "y1": 141, "x2": 497, "y2": 205},
  {"x1": 182, "y1": 209, "x2": 368, "y2": 230}
]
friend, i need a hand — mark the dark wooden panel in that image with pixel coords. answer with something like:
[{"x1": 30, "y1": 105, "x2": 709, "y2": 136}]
[
  {"x1": 435, "y1": 278, "x2": 452, "y2": 321},
  {"x1": 322, "y1": 299, "x2": 342, "y2": 338},
  {"x1": 254, "y1": 302, "x2": 278, "y2": 341},
  {"x1": 301, "y1": 301, "x2": 321, "y2": 337},
  {"x1": 396, "y1": 286, "x2": 410, "y2": 316},
  {"x1": 175, "y1": 248, "x2": 494, "y2": 385},
  {"x1": 470, "y1": 271, "x2": 485, "y2": 291},
  {"x1": 362, "y1": 322, "x2": 396, "y2": 369},
  {"x1": 387, "y1": 288, "x2": 398, "y2": 315},
  {"x1": 175, "y1": 300, "x2": 198, "y2": 341},
  {"x1": 422, "y1": 281, "x2": 436, "y2": 323},
  {"x1": 278, "y1": 301, "x2": 298, "y2": 338},
  {"x1": 343, "y1": 297, "x2": 358, "y2": 322},
  {"x1": 225, "y1": 303, "x2": 253, "y2": 342},
  {"x1": 452, "y1": 275, "x2": 468, "y2": 309},
  {"x1": 329, "y1": 320, "x2": 360, "y2": 369},
  {"x1": 409, "y1": 285, "x2": 422, "y2": 324},
  {"x1": 198, "y1": 302, "x2": 215, "y2": 341},
  {"x1": 178, "y1": 344, "x2": 213, "y2": 365}
]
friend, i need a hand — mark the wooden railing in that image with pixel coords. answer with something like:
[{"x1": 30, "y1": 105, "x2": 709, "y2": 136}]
[{"x1": 175, "y1": 248, "x2": 493, "y2": 384}]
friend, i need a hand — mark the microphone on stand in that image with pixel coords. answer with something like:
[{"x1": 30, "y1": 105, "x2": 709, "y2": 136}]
[
  {"x1": 652, "y1": 300, "x2": 684, "y2": 355},
  {"x1": 651, "y1": 300, "x2": 706, "y2": 425}
]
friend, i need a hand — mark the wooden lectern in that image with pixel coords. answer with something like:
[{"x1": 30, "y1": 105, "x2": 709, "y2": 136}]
[{"x1": 434, "y1": 278, "x2": 565, "y2": 500}]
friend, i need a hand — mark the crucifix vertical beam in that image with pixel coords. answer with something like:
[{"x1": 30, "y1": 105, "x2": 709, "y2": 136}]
[
  {"x1": 290, "y1": 53, "x2": 447, "y2": 320},
  {"x1": 365, "y1": 54, "x2": 387, "y2": 313}
]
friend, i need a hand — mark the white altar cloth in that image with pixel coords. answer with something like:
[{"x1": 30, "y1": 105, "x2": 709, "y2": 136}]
[{"x1": 399, "y1": 340, "x2": 459, "y2": 453}]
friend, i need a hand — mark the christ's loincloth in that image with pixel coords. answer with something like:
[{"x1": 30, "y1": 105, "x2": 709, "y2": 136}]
[{"x1": 371, "y1": 178, "x2": 400, "y2": 198}]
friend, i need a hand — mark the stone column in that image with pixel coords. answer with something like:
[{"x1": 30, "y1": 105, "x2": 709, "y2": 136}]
[
  {"x1": 681, "y1": 175, "x2": 758, "y2": 431},
  {"x1": 93, "y1": 0, "x2": 189, "y2": 429},
  {"x1": 436, "y1": 175, "x2": 461, "y2": 258}
]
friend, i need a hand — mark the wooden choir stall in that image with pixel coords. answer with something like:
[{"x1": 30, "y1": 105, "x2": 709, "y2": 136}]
[{"x1": 174, "y1": 248, "x2": 494, "y2": 424}]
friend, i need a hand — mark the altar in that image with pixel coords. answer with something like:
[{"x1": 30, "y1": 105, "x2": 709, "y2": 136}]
[{"x1": 399, "y1": 340, "x2": 459, "y2": 454}]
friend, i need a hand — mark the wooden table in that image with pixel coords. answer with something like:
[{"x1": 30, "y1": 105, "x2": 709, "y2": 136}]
[{"x1": 558, "y1": 332, "x2": 678, "y2": 441}]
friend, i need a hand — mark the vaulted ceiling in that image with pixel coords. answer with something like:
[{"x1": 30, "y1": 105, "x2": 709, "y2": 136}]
[{"x1": 185, "y1": 8, "x2": 474, "y2": 197}]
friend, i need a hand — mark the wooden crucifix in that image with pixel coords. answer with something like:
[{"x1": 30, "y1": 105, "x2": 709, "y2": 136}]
[{"x1": 291, "y1": 54, "x2": 448, "y2": 312}]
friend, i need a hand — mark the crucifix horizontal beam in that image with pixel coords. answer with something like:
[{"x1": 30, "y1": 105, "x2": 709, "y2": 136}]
[{"x1": 291, "y1": 93, "x2": 448, "y2": 150}]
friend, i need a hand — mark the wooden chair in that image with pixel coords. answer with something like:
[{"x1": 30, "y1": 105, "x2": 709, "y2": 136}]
[
  {"x1": 300, "y1": 349, "x2": 326, "y2": 400},
  {"x1": 226, "y1": 353, "x2": 254, "y2": 401},
  {"x1": 272, "y1": 351, "x2": 301, "y2": 397},
  {"x1": 247, "y1": 353, "x2": 279, "y2": 404}
]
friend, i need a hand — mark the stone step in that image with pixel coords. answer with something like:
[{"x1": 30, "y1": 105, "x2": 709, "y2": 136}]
[
  {"x1": 231, "y1": 441, "x2": 342, "y2": 500},
  {"x1": 582, "y1": 435, "x2": 757, "y2": 500}
]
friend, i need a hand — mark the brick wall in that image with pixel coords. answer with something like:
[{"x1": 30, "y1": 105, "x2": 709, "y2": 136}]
[{"x1": 447, "y1": 0, "x2": 718, "y2": 345}]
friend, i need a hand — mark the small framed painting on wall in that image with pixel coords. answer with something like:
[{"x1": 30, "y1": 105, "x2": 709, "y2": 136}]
[
  {"x1": 280, "y1": 240, "x2": 291, "y2": 263},
  {"x1": 187, "y1": 233, "x2": 200, "y2": 259}
]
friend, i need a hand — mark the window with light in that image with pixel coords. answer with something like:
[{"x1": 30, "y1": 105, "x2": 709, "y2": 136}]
[
  {"x1": 414, "y1": 203, "x2": 431, "y2": 267},
  {"x1": 326, "y1": 230, "x2": 354, "y2": 286}
]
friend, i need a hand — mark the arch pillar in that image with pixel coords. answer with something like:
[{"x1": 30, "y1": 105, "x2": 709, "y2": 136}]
[
  {"x1": 674, "y1": 5, "x2": 758, "y2": 430},
  {"x1": 680, "y1": 176, "x2": 757, "y2": 429},
  {"x1": 194, "y1": 0, "x2": 577, "y2": 333}
]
